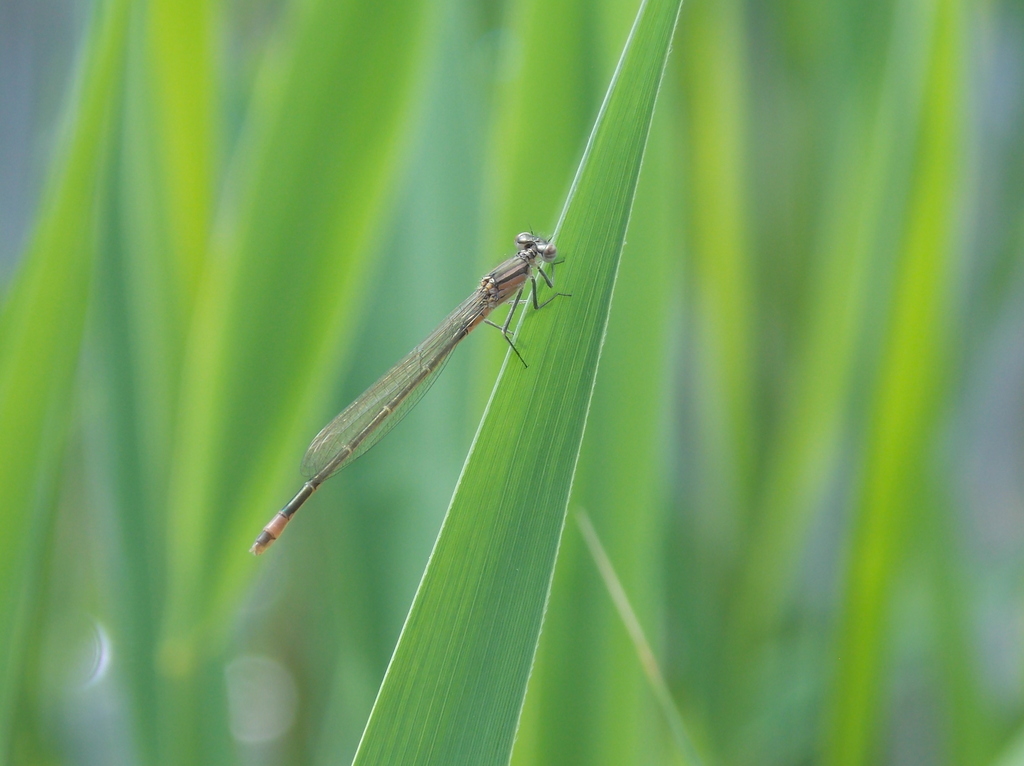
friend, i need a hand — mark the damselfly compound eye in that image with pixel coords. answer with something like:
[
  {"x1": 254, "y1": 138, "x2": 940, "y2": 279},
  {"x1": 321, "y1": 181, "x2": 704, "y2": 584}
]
[
  {"x1": 515, "y1": 232, "x2": 535, "y2": 248},
  {"x1": 538, "y1": 241, "x2": 557, "y2": 261}
]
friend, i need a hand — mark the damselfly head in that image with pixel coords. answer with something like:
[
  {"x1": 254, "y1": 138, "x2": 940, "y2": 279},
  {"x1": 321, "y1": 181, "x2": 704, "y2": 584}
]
[{"x1": 515, "y1": 232, "x2": 557, "y2": 262}]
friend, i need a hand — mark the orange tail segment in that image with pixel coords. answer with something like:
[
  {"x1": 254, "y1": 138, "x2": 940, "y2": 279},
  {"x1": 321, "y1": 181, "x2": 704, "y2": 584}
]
[{"x1": 250, "y1": 512, "x2": 291, "y2": 555}]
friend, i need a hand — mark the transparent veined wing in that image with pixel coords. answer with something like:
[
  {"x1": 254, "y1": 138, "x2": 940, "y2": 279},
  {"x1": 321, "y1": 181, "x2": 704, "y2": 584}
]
[{"x1": 300, "y1": 292, "x2": 490, "y2": 482}]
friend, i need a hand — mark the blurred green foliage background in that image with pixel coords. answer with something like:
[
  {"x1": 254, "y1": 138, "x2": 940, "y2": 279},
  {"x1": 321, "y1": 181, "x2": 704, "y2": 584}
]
[{"x1": 0, "y1": 0, "x2": 1021, "y2": 764}]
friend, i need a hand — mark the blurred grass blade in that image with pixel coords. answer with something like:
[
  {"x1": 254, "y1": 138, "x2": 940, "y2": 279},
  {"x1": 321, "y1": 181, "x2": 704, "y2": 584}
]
[
  {"x1": 992, "y1": 726, "x2": 1024, "y2": 766},
  {"x1": 474, "y1": 0, "x2": 613, "y2": 413},
  {"x1": 160, "y1": 0, "x2": 432, "y2": 637},
  {"x1": 0, "y1": 0, "x2": 132, "y2": 753},
  {"x1": 156, "y1": 0, "x2": 434, "y2": 760},
  {"x1": 83, "y1": 2, "x2": 217, "y2": 761},
  {"x1": 725, "y1": 0, "x2": 946, "y2": 687},
  {"x1": 145, "y1": 0, "x2": 215, "y2": 295},
  {"x1": 576, "y1": 512, "x2": 702, "y2": 766},
  {"x1": 351, "y1": 0, "x2": 683, "y2": 762},
  {"x1": 678, "y1": 0, "x2": 755, "y2": 531},
  {"x1": 823, "y1": 0, "x2": 963, "y2": 761},
  {"x1": 674, "y1": 2, "x2": 754, "y2": 731},
  {"x1": 481, "y1": 0, "x2": 602, "y2": 281}
]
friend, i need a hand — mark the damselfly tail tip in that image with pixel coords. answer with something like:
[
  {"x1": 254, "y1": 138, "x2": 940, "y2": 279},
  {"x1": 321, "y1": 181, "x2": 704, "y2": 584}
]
[
  {"x1": 250, "y1": 532, "x2": 273, "y2": 555},
  {"x1": 250, "y1": 512, "x2": 289, "y2": 555}
]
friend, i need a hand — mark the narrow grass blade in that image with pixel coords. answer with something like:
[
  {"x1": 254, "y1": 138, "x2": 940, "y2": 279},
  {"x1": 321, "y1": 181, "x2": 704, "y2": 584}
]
[
  {"x1": 144, "y1": 0, "x2": 215, "y2": 294},
  {"x1": 576, "y1": 511, "x2": 702, "y2": 766},
  {"x1": 673, "y1": 2, "x2": 757, "y2": 733},
  {"x1": 678, "y1": 0, "x2": 756, "y2": 533},
  {"x1": 823, "y1": 0, "x2": 964, "y2": 760},
  {"x1": 482, "y1": 0, "x2": 603, "y2": 264},
  {"x1": 0, "y1": 0, "x2": 132, "y2": 753},
  {"x1": 351, "y1": 0, "x2": 683, "y2": 762}
]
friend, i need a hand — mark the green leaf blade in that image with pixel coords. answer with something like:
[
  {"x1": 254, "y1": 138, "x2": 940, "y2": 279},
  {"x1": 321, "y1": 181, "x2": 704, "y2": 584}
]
[{"x1": 352, "y1": 1, "x2": 683, "y2": 763}]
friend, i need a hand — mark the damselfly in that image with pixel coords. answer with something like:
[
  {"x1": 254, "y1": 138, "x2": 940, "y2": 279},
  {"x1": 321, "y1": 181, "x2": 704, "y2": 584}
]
[{"x1": 250, "y1": 233, "x2": 562, "y2": 554}]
